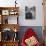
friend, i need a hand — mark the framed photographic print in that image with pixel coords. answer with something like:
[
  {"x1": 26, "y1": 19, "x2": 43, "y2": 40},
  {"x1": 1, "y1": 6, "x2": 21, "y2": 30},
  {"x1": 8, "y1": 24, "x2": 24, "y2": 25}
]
[
  {"x1": 25, "y1": 6, "x2": 36, "y2": 19},
  {"x1": 2, "y1": 10, "x2": 9, "y2": 15}
]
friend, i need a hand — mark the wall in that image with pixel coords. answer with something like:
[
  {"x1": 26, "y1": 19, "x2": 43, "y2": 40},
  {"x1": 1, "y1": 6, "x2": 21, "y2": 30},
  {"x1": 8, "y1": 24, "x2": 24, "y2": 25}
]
[
  {"x1": 0, "y1": 0, "x2": 44, "y2": 26},
  {"x1": 18, "y1": 0, "x2": 44, "y2": 26}
]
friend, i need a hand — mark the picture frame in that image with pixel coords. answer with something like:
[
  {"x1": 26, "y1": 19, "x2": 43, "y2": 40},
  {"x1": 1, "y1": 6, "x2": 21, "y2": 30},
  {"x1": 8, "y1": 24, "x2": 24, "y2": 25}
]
[
  {"x1": 25, "y1": 6, "x2": 36, "y2": 19},
  {"x1": 2, "y1": 10, "x2": 9, "y2": 15}
]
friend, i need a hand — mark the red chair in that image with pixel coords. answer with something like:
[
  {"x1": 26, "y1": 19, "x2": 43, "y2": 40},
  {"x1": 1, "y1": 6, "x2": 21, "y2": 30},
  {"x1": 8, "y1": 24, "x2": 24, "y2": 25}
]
[{"x1": 21, "y1": 28, "x2": 41, "y2": 46}]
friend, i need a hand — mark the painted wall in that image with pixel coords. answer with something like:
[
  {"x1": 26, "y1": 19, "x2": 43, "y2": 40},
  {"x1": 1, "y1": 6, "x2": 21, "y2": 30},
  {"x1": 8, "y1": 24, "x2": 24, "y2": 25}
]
[{"x1": 0, "y1": 0, "x2": 44, "y2": 26}]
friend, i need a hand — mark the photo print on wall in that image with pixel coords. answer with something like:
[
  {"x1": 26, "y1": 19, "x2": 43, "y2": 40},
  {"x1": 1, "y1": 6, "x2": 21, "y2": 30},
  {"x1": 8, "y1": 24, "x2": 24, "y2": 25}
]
[{"x1": 25, "y1": 6, "x2": 36, "y2": 19}]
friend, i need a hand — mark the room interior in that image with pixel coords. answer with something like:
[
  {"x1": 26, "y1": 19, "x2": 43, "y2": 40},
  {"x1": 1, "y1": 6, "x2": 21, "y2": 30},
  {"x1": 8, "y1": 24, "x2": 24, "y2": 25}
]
[{"x1": 0, "y1": 0, "x2": 46, "y2": 46}]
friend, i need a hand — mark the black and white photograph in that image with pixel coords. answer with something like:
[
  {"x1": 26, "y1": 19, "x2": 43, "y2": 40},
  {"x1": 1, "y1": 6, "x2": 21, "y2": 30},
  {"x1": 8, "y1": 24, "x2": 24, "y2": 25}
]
[{"x1": 25, "y1": 6, "x2": 36, "y2": 19}]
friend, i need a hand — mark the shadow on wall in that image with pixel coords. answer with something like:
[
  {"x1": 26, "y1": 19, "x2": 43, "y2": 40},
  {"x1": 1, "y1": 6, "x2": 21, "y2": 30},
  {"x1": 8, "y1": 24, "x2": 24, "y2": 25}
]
[{"x1": 18, "y1": 26, "x2": 44, "y2": 44}]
